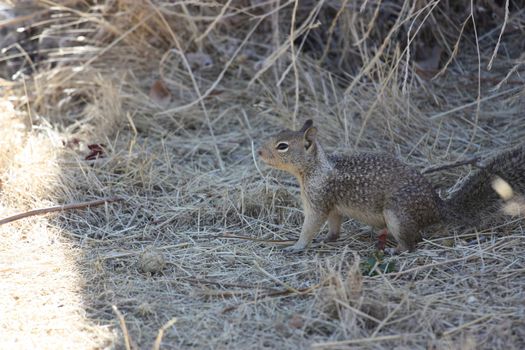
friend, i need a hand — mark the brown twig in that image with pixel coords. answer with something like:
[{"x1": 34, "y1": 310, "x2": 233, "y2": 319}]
[
  {"x1": 221, "y1": 282, "x2": 324, "y2": 313},
  {"x1": 216, "y1": 233, "x2": 295, "y2": 245},
  {"x1": 152, "y1": 318, "x2": 177, "y2": 350},
  {"x1": 112, "y1": 305, "x2": 132, "y2": 350},
  {"x1": 0, "y1": 197, "x2": 123, "y2": 226},
  {"x1": 422, "y1": 157, "x2": 480, "y2": 174},
  {"x1": 312, "y1": 333, "x2": 422, "y2": 348},
  {"x1": 183, "y1": 276, "x2": 280, "y2": 291}
]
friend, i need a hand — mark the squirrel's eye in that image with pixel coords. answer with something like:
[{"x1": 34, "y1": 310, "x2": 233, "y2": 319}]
[{"x1": 276, "y1": 142, "x2": 289, "y2": 152}]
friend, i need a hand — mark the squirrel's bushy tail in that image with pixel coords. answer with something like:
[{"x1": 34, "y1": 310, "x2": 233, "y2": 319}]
[{"x1": 441, "y1": 144, "x2": 525, "y2": 225}]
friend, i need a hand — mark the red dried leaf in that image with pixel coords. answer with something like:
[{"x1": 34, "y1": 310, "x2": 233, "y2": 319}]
[
  {"x1": 376, "y1": 228, "x2": 388, "y2": 251},
  {"x1": 85, "y1": 144, "x2": 106, "y2": 160},
  {"x1": 87, "y1": 144, "x2": 105, "y2": 151},
  {"x1": 149, "y1": 79, "x2": 171, "y2": 107},
  {"x1": 288, "y1": 314, "x2": 304, "y2": 329}
]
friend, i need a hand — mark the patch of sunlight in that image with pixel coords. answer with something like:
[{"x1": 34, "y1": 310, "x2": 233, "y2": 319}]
[{"x1": 0, "y1": 109, "x2": 115, "y2": 349}]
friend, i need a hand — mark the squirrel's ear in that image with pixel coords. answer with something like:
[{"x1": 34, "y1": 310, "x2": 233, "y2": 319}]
[
  {"x1": 303, "y1": 126, "x2": 317, "y2": 150},
  {"x1": 299, "y1": 119, "x2": 313, "y2": 132}
]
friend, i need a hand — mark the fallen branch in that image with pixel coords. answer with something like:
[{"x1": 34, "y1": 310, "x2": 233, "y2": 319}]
[
  {"x1": 217, "y1": 233, "x2": 295, "y2": 245},
  {"x1": 422, "y1": 156, "x2": 480, "y2": 174},
  {"x1": 221, "y1": 281, "x2": 324, "y2": 313},
  {"x1": 312, "y1": 333, "x2": 422, "y2": 348},
  {"x1": 0, "y1": 197, "x2": 123, "y2": 226},
  {"x1": 183, "y1": 276, "x2": 280, "y2": 292}
]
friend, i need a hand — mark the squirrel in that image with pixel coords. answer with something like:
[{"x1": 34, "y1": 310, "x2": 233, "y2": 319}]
[{"x1": 258, "y1": 119, "x2": 525, "y2": 253}]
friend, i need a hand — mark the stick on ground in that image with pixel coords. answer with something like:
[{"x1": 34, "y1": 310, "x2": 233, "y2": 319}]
[
  {"x1": 422, "y1": 157, "x2": 480, "y2": 174},
  {"x1": 0, "y1": 197, "x2": 124, "y2": 226}
]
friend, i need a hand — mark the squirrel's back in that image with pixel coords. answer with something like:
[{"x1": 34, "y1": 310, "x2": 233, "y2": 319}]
[{"x1": 301, "y1": 152, "x2": 443, "y2": 229}]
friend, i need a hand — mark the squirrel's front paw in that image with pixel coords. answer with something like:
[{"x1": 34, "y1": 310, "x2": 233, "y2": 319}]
[
  {"x1": 322, "y1": 233, "x2": 339, "y2": 243},
  {"x1": 383, "y1": 247, "x2": 398, "y2": 256},
  {"x1": 384, "y1": 245, "x2": 408, "y2": 255},
  {"x1": 283, "y1": 243, "x2": 306, "y2": 253}
]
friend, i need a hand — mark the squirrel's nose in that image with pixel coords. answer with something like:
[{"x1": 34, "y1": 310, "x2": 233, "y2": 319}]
[{"x1": 257, "y1": 149, "x2": 263, "y2": 157}]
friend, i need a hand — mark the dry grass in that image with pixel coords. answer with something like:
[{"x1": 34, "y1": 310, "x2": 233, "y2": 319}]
[{"x1": 1, "y1": 0, "x2": 525, "y2": 349}]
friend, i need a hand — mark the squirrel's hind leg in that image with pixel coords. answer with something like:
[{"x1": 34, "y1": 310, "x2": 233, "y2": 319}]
[
  {"x1": 376, "y1": 228, "x2": 388, "y2": 250},
  {"x1": 383, "y1": 209, "x2": 422, "y2": 253},
  {"x1": 324, "y1": 210, "x2": 342, "y2": 242}
]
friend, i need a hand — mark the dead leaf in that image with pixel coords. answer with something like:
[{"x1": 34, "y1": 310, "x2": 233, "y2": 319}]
[
  {"x1": 149, "y1": 79, "x2": 171, "y2": 107},
  {"x1": 288, "y1": 314, "x2": 304, "y2": 329},
  {"x1": 85, "y1": 144, "x2": 106, "y2": 160}
]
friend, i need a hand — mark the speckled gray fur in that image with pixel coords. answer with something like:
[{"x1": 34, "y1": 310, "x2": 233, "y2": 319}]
[{"x1": 258, "y1": 120, "x2": 525, "y2": 253}]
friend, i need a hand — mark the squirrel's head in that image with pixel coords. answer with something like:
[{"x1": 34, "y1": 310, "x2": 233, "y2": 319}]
[{"x1": 258, "y1": 119, "x2": 319, "y2": 176}]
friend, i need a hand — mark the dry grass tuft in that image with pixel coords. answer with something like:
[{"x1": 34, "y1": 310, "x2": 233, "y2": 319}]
[{"x1": 1, "y1": 0, "x2": 525, "y2": 349}]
